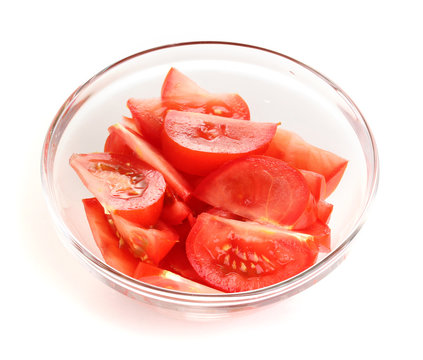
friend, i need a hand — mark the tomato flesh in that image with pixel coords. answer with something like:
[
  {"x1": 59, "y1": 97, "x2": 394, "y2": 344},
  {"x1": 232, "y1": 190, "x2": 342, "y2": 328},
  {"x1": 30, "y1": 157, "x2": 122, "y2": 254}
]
[
  {"x1": 186, "y1": 213, "x2": 318, "y2": 292},
  {"x1": 108, "y1": 123, "x2": 192, "y2": 201},
  {"x1": 195, "y1": 155, "x2": 310, "y2": 227},
  {"x1": 160, "y1": 188, "x2": 191, "y2": 225},
  {"x1": 70, "y1": 153, "x2": 166, "y2": 227},
  {"x1": 299, "y1": 220, "x2": 331, "y2": 253},
  {"x1": 82, "y1": 198, "x2": 139, "y2": 276},
  {"x1": 265, "y1": 128, "x2": 348, "y2": 197},
  {"x1": 161, "y1": 67, "x2": 250, "y2": 120},
  {"x1": 111, "y1": 213, "x2": 178, "y2": 264},
  {"x1": 162, "y1": 110, "x2": 277, "y2": 176},
  {"x1": 133, "y1": 262, "x2": 221, "y2": 293},
  {"x1": 316, "y1": 200, "x2": 333, "y2": 224}
]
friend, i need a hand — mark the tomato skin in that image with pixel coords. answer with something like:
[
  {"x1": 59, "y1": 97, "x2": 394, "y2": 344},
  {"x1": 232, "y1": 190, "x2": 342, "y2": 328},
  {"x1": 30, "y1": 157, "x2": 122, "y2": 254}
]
[
  {"x1": 104, "y1": 131, "x2": 135, "y2": 157},
  {"x1": 299, "y1": 169, "x2": 326, "y2": 201},
  {"x1": 161, "y1": 67, "x2": 250, "y2": 120},
  {"x1": 265, "y1": 128, "x2": 348, "y2": 197},
  {"x1": 160, "y1": 188, "x2": 191, "y2": 225},
  {"x1": 186, "y1": 213, "x2": 318, "y2": 292},
  {"x1": 108, "y1": 123, "x2": 192, "y2": 201},
  {"x1": 111, "y1": 213, "x2": 178, "y2": 264},
  {"x1": 82, "y1": 198, "x2": 139, "y2": 276},
  {"x1": 299, "y1": 220, "x2": 331, "y2": 253},
  {"x1": 316, "y1": 200, "x2": 333, "y2": 224},
  {"x1": 195, "y1": 155, "x2": 310, "y2": 227},
  {"x1": 133, "y1": 262, "x2": 221, "y2": 293},
  {"x1": 292, "y1": 194, "x2": 318, "y2": 230},
  {"x1": 70, "y1": 152, "x2": 166, "y2": 227},
  {"x1": 162, "y1": 110, "x2": 277, "y2": 176},
  {"x1": 159, "y1": 240, "x2": 206, "y2": 284}
]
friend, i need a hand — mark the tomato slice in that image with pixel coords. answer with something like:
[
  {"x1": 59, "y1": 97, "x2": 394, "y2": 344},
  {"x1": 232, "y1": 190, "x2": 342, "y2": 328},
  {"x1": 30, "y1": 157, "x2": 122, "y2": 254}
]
[
  {"x1": 160, "y1": 188, "x2": 191, "y2": 225},
  {"x1": 316, "y1": 200, "x2": 333, "y2": 224},
  {"x1": 265, "y1": 128, "x2": 348, "y2": 197},
  {"x1": 108, "y1": 123, "x2": 192, "y2": 201},
  {"x1": 292, "y1": 194, "x2": 318, "y2": 230},
  {"x1": 159, "y1": 240, "x2": 205, "y2": 284},
  {"x1": 127, "y1": 98, "x2": 168, "y2": 147},
  {"x1": 104, "y1": 131, "x2": 135, "y2": 157},
  {"x1": 186, "y1": 213, "x2": 318, "y2": 292},
  {"x1": 195, "y1": 155, "x2": 310, "y2": 227},
  {"x1": 161, "y1": 110, "x2": 277, "y2": 176},
  {"x1": 70, "y1": 153, "x2": 166, "y2": 227},
  {"x1": 161, "y1": 67, "x2": 250, "y2": 120},
  {"x1": 133, "y1": 262, "x2": 221, "y2": 294},
  {"x1": 82, "y1": 198, "x2": 139, "y2": 276},
  {"x1": 110, "y1": 213, "x2": 178, "y2": 264},
  {"x1": 299, "y1": 220, "x2": 331, "y2": 253},
  {"x1": 299, "y1": 169, "x2": 326, "y2": 201}
]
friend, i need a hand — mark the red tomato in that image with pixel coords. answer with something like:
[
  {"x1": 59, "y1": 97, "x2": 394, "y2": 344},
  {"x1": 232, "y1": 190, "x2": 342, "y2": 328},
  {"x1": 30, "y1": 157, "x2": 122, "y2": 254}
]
[
  {"x1": 111, "y1": 213, "x2": 178, "y2": 264},
  {"x1": 186, "y1": 213, "x2": 318, "y2": 292},
  {"x1": 70, "y1": 153, "x2": 166, "y2": 227},
  {"x1": 127, "y1": 98, "x2": 168, "y2": 147},
  {"x1": 159, "y1": 240, "x2": 205, "y2": 284},
  {"x1": 292, "y1": 194, "x2": 318, "y2": 230},
  {"x1": 299, "y1": 169, "x2": 326, "y2": 201},
  {"x1": 160, "y1": 188, "x2": 191, "y2": 225},
  {"x1": 108, "y1": 123, "x2": 192, "y2": 201},
  {"x1": 82, "y1": 198, "x2": 139, "y2": 276},
  {"x1": 195, "y1": 155, "x2": 310, "y2": 227},
  {"x1": 265, "y1": 128, "x2": 348, "y2": 197},
  {"x1": 162, "y1": 110, "x2": 278, "y2": 176},
  {"x1": 316, "y1": 200, "x2": 333, "y2": 224},
  {"x1": 161, "y1": 67, "x2": 250, "y2": 120},
  {"x1": 133, "y1": 262, "x2": 221, "y2": 293},
  {"x1": 299, "y1": 220, "x2": 331, "y2": 253},
  {"x1": 104, "y1": 132, "x2": 135, "y2": 157}
]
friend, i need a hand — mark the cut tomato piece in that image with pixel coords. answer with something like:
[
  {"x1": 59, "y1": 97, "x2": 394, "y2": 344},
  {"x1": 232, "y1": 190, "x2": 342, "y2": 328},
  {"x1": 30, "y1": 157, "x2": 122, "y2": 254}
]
[
  {"x1": 127, "y1": 98, "x2": 168, "y2": 147},
  {"x1": 108, "y1": 123, "x2": 192, "y2": 201},
  {"x1": 195, "y1": 155, "x2": 310, "y2": 227},
  {"x1": 159, "y1": 241, "x2": 205, "y2": 284},
  {"x1": 161, "y1": 68, "x2": 250, "y2": 120},
  {"x1": 70, "y1": 153, "x2": 166, "y2": 227},
  {"x1": 162, "y1": 110, "x2": 277, "y2": 176},
  {"x1": 292, "y1": 194, "x2": 318, "y2": 230},
  {"x1": 299, "y1": 220, "x2": 331, "y2": 253},
  {"x1": 82, "y1": 198, "x2": 139, "y2": 276},
  {"x1": 265, "y1": 128, "x2": 348, "y2": 197},
  {"x1": 186, "y1": 213, "x2": 318, "y2": 292},
  {"x1": 160, "y1": 188, "x2": 191, "y2": 225},
  {"x1": 111, "y1": 213, "x2": 178, "y2": 264},
  {"x1": 133, "y1": 262, "x2": 221, "y2": 293},
  {"x1": 206, "y1": 207, "x2": 244, "y2": 220},
  {"x1": 299, "y1": 169, "x2": 326, "y2": 201},
  {"x1": 104, "y1": 131, "x2": 135, "y2": 157},
  {"x1": 316, "y1": 200, "x2": 334, "y2": 224}
]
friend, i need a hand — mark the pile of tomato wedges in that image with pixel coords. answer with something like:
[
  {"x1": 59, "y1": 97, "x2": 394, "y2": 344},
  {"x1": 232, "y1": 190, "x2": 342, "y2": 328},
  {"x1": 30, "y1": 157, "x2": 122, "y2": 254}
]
[{"x1": 70, "y1": 68, "x2": 348, "y2": 293}]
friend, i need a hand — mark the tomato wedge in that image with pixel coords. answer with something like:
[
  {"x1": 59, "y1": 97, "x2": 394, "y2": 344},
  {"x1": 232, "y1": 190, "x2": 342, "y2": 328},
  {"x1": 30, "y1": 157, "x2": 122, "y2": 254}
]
[
  {"x1": 265, "y1": 128, "x2": 348, "y2": 197},
  {"x1": 299, "y1": 169, "x2": 326, "y2": 201},
  {"x1": 108, "y1": 123, "x2": 192, "y2": 201},
  {"x1": 160, "y1": 188, "x2": 191, "y2": 225},
  {"x1": 111, "y1": 213, "x2": 178, "y2": 264},
  {"x1": 316, "y1": 200, "x2": 333, "y2": 224},
  {"x1": 161, "y1": 110, "x2": 277, "y2": 176},
  {"x1": 186, "y1": 213, "x2": 318, "y2": 292},
  {"x1": 159, "y1": 240, "x2": 205, "y2": 284},
  {"x1": 195, "y1": 155, "x2": 310, "y2": 227},
  {"x1": 82, "y1": 198, "x2": 139, "y2": 276},
  {"x1": 161, "y1": 67, "x2": 250, "y2": 120},
  {"x1": 133, "y1": 262, "x2": 221, "y2": 294},
  {"x1": 299, "y1": 220, "x2": 331, "y2": 253},
  {"x1": 70, "y1": 153, "x2": 166, "y2": 227}
]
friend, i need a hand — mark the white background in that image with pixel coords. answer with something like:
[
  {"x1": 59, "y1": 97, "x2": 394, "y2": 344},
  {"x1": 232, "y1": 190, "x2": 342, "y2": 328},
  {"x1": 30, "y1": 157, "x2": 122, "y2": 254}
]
[{"x1": 2, "y1": 1, "x2": 422, "y2": 359}]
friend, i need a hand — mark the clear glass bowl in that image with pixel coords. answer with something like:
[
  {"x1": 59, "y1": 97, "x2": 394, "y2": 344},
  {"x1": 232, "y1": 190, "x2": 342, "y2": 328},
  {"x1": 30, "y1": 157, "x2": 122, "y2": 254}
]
[{"x1": 41, "y1": 41, "x2": 379, "y2": 319}]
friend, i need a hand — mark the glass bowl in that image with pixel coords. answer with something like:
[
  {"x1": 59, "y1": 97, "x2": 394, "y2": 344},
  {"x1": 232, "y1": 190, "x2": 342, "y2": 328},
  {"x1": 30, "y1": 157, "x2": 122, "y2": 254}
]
[{"x1": 41, "y1": 41, "x2": 379, "y2": 319}]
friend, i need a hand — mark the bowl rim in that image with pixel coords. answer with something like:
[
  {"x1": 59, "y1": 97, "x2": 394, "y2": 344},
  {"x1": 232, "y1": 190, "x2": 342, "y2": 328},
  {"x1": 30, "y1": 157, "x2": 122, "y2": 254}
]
[{"x1": 41, "y1": 40, "x2": 379, "y2": 305}]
